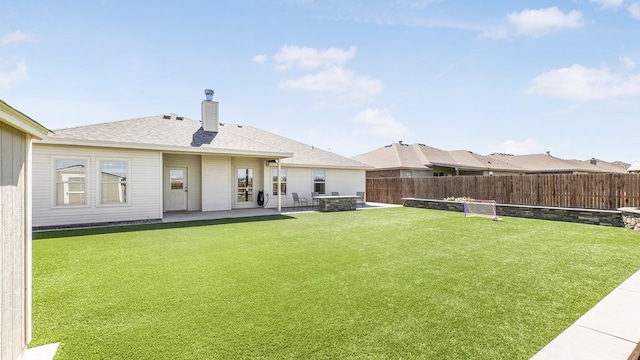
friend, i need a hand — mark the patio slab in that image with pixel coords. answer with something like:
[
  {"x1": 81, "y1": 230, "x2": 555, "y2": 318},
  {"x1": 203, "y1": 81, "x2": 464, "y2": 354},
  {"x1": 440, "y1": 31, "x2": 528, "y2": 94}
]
[
  {"x1": 531, "y1": 269, "x2": 640, "y2": 360},
  {"x1": 162, "y1": 202, "x2": 401, "y2": 223},
  {"x1": 26, "y1": 342, "x2": 59, "y2": 360}
]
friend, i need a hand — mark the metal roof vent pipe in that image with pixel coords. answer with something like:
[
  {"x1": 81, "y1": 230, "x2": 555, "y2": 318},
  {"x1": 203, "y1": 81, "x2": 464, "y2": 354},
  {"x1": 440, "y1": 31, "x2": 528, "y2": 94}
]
[{"x1": 201, "y1": 89, "x2": 219, "y2": 132}]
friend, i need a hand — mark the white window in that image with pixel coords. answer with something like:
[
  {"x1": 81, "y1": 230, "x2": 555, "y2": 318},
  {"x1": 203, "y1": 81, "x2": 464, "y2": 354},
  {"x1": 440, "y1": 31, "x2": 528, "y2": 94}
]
[
  {"x1": 272, "y1": 168, "x2": 287, "y2": 196},
  {"x1": 99, "y1": 160, "x2": 129, "y2": 205},
  {"x1": 237, "y1": 168, "x2": 254, "y2": 202},
  {"x1": 313, "y1": 169, "x2": 326, "y2": 194},
  {"x1": 55, "y1": 159, "x2": 87, "y2": 206},
  {"x1": 405, "y1": 170, "x2": 413, "y2": 178}
]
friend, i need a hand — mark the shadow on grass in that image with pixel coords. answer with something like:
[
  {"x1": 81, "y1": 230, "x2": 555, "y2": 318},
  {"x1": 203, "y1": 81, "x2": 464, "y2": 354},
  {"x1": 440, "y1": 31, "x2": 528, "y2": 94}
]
[{"x1": 33, "y1": 214, "x2": 296, "y2": 240}]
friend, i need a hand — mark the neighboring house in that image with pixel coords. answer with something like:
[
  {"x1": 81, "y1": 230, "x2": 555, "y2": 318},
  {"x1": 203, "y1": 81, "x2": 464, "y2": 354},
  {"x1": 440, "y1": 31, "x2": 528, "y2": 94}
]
[
  {"x1": 32, "y1": 91, "x2": 371, "y2": 228},
  {"x1": 0, "y1": 99, "x2": 49, "y2": 360},
  {"x1": 629, "y1": 161, "x2": 640, "y2": 173},
  {"x1": 487, "y1": 153, "x2": 628, "y2": 174},
  {"x1": 573, "y1": 158, "x2": 629, "y2": 173},
  {"x1": 352, "y1": 142, "x2": 524, "y2": 178},
  {"x1": 354, "y1": 142, "x2": 630, "y2": 178}
]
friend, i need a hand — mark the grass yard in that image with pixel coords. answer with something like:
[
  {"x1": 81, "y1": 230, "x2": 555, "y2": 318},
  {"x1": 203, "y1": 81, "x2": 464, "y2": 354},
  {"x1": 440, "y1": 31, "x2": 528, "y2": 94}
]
[{"x1": 31, "y1": 207, "x2": 640, "y2": 359}]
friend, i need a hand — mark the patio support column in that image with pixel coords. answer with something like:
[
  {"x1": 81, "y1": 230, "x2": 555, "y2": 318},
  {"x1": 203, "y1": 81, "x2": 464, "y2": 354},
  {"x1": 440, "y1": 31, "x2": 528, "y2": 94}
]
[{"x1": 277, "y1": 159, "x2": 282, "y2": 213}]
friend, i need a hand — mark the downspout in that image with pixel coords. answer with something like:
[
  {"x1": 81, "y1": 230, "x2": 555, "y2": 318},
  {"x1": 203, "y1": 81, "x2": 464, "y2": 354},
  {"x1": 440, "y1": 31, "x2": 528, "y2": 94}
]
[{"x1": 277, "y1": 159, "x2": 282, "y2": 213}]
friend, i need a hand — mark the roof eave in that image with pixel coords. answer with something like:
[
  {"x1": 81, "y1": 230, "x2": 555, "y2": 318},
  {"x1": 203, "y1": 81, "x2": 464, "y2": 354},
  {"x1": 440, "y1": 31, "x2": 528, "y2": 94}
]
[
  {"x1": 280, "y1": 163, "x2": 373, "y2": 170},
  {"x1": 35, "y1": 138, "x2": 294, "y2": 159},
  {"x1": 0, "y1": 100, "x2": 50, "y2": 138}
]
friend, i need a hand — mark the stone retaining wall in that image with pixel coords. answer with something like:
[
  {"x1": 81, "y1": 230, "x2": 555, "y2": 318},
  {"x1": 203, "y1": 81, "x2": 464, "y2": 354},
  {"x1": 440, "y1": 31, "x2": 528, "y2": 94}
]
[
  {"x1": 403, "y1": 198, "x2": 625, "y2": 228},
  {"x1": 620, "y1": 208, "x2": 640, "y2": 231}
]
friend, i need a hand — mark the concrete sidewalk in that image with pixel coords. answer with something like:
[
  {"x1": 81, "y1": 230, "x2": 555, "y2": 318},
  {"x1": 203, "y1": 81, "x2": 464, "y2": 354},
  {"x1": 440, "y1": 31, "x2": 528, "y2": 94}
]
[{"x1": 531, "y1": 269, "x2": 640, "y2": 359}]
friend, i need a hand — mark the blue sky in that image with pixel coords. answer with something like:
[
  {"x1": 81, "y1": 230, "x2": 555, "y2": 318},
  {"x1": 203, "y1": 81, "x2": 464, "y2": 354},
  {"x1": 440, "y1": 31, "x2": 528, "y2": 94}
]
[{"x1": 1, "y1": 0, "x2": 639, "y2": 163}]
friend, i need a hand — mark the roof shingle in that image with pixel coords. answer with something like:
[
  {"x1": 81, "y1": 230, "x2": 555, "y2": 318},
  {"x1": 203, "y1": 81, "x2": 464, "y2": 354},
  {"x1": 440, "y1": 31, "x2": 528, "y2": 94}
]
[{"x1": 40, "y1": 115, "x2": 371, "y2": 169}]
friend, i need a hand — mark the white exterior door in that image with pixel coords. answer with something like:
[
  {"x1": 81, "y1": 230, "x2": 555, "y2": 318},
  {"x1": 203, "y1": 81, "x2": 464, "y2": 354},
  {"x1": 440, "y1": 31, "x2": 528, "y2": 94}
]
[{"x1": 165, "y1": 167, "x2": 188, "y2": 211}]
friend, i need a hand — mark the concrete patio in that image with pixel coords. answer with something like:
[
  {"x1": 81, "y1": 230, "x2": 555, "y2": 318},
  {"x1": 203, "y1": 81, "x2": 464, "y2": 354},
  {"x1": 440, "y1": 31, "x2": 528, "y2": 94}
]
[
  {"x1": 531, "y1": 269, "x2": 640, "y2": 359},
  {"x1": 161, "y1": 202, "x2": 401, "y2": 223}
]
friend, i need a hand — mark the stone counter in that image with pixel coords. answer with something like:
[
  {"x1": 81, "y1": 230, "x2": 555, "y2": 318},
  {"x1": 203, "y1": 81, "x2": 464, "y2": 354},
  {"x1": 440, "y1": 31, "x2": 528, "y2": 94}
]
[{"x1": 314, "y1": 195, "x2": 357, "y2": 212}]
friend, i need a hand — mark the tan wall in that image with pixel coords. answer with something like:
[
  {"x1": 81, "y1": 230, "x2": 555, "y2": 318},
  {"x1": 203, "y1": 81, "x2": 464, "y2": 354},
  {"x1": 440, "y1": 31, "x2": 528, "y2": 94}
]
[{"x1": 0, "y1": 122, "x2": 28, "y2": 360}]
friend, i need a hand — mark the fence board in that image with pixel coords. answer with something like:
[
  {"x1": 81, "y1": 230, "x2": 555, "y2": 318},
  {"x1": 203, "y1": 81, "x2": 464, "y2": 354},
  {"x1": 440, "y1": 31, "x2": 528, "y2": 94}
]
[{"x1": 367, "y1": 173, "x2": 640, "y2": 210}]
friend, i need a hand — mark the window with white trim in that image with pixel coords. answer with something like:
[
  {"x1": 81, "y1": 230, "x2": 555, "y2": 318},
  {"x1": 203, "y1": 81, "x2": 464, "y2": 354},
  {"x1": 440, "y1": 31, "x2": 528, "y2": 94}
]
[
  {"x1": 272, "y1": 168, "x2": 287, "y2": 196},
  {"x1": 99, "y1": 160, "x2": 129, "y2": 204},
  {"x1": 55, "y1": 159, "x2": 87, "y2": 206},
  {"x1": 237, "y1": 168, "x2": 254, "y2": 202},
  {"x1": 313, "y1": 169, "x2": 326, "y2": 194}
]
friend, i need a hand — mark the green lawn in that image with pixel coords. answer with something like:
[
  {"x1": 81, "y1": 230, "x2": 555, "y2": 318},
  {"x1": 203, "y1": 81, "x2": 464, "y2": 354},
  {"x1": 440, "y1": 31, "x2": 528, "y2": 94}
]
[{"x1": 31, "y1": 207, "x2": 640, "y2": 359}]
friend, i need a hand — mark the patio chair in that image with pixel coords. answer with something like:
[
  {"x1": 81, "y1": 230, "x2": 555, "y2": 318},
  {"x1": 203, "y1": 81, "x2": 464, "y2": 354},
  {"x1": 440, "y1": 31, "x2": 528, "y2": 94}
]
[
  {"x1": 292, "y1": 193, "x2": 308, "y2": 210},
  {"x1": 331, "y1": 192, "x2": 339, "y2": 196},
  {"x1": 356, "y1": 191, "x2": 365, "y2": 207},
  {"x1": 312, "y1": 192, "x2": 320, "y2": 207}
]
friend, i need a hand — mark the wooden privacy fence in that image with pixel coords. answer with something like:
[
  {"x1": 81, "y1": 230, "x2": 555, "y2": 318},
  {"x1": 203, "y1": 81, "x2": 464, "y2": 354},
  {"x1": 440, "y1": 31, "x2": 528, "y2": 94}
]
[{"x1": 366, "y1": 173, "x2": 640, "y2": 210}]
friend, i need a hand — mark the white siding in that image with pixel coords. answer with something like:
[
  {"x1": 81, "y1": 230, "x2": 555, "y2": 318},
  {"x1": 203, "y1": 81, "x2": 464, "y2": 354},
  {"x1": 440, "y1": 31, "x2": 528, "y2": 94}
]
[
  {"x1": 230, "y1": 157, "x2": 263, "y2": 209},
  {"x1": 264, "y1": 166, "x2": 366, "y2": 208},
  {"x1": 0, "y1": 122, "x2": 28, "y2": 360},
  {"x1": 163, "y1": 154, "x2": 202, "y2": 211},
  {"x1": 326, "y1": 168, "x2": 366, "y2": 195},
  {"x1": 277, "y1": 167, "x2": 312, "y2": 208},
  {"x1": 32, "y1": 144, "x2": 162, "y2": 227},
  {"x1": 202, "y1": 155, "x2": 231, "y2": 211}
]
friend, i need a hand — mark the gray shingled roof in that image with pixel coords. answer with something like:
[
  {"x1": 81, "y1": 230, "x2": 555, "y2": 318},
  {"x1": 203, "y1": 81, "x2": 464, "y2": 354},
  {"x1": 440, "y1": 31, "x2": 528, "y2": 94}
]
[
  {"x1": 40, "y1": 115, "x2": 371, "y2": 169},
  {"x1": 487, "y1": 153, "x2": 607, "y2": 173},
  {"x1": 572, "y1": 159, "x2": 629, "y2": 173},
  {"x1": 352, "y1": 143, "x2": 524, "y2": 172},
  {"x1": 352, "y1": 142, "x2": 629, "y2": 174},
  {"x1": 445, "y1": 150, "x2": 524, "y2": 172},
  {"x1": 352, "y1": 143, "x2": 453, "y2": 170},
  {"x1": 629, "y1": 161, "x2": 640, "y2": 172}
]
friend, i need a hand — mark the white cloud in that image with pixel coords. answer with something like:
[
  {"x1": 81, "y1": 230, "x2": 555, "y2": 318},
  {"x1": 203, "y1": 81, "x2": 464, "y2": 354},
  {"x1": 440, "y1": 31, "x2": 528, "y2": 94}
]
[
  {"x1": 620, "y1": 55, "x2": 636, "y2": 69},
  {"x1": 507, "y1": 7, "x2": 584, "y2": 38},
  {"x1": 492, "y1": 139, "x2": 545, "y2": 155},
  {"x1": 591, "y1": 0, "x2": 625, "y2": 9},
  {"x1": 629, "y1": 2, "x2": 640, "y2": 18},
  {"x1": 251, "y1": 54, "x2": 268, "y2": 64},
  {"x1": 352, "y1": 108, "x2": 411, "y2": 139},
  {"x1": 1, "y1": 30, "x2": 33, "y2": 46},
  {"x1": 0, "y1": 60, "x2": 29, "y2": 89},
  {"x1": 279, "y1": 66, "x2": 383, "y2": 103},
  {"x1": 479, "y1": 26, "x2": 510, "y2": 40},
  {"x1": 395, "y1": 0, "x2": 440, "y2": 9},
  {"x1": 524, "y1": 64, "x2": 640, "y2": 101},
  {"x1": 273, "y1": 45, "x2": 356, "y2": 71}
]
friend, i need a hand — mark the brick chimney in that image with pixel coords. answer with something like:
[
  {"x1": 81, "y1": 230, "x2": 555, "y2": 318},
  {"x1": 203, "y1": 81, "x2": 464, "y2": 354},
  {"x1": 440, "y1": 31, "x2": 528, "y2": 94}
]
[{"x1": 201, "y1": 89, "x2": 219, "y2": 132}]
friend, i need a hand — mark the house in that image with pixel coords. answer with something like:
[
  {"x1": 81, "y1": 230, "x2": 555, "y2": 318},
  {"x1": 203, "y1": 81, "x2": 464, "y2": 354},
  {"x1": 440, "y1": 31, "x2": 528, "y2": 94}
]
[
  {"x1": 32, "y1": 91, "x2": 371, "y2": 228},
  {"x1": 352, "y1": 142, "x2": 524, "y2": 178},
  {"x1": 573, "y1": 158, "x2": 629, "y2": 173},
  {"x1": 0, "y1": 99, "x2": 49, "y2": 360},
  {"x1": 487, "y1": 153, "x2": 628, "y2": 174},
  {"x1": 353, "y1": 142, "x2": 629, "y2": 178},
  {"x1": 629, "y1": 162, "x2": 640, "y2": 173}
]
